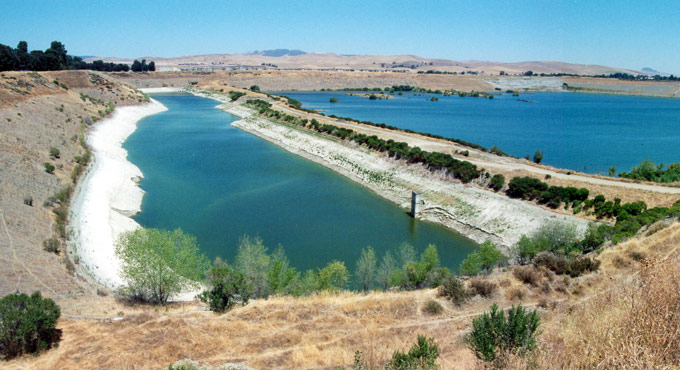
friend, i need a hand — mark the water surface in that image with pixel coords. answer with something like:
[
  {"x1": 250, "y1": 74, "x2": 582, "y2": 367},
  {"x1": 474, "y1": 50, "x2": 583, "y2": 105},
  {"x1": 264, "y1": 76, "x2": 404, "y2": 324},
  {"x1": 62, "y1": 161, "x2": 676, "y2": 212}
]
[
  {"x1": 282, "y1": 91, "x2": 680, "y2": 174},
  {"x1": 124, "y1": 93, "x2": 477, "y2": 273}
]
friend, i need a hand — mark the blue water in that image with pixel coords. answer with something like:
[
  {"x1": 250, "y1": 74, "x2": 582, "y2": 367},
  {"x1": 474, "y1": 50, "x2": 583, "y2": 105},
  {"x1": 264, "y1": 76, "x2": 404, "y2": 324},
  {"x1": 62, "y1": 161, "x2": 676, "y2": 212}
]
[
  {"x1": 124, "y1": 93, "x2": 477, "y2": 273},
  {"x1": 281, "y1": 91, "x2": 680, "y2": 174}
]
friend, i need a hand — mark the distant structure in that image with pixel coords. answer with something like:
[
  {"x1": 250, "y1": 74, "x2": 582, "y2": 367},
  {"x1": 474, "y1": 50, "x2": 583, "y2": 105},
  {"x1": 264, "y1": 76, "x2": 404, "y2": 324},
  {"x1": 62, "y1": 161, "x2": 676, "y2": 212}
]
[{"x1": 411, "y1": 191, "x2": 422, "y2": 217}]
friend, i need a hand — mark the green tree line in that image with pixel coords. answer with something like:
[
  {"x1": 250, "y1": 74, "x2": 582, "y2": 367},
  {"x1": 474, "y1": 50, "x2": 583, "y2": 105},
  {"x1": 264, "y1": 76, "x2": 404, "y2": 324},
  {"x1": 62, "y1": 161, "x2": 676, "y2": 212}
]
[{"x1": 0, "y1": 40, "x2": 154, "y2": 72}]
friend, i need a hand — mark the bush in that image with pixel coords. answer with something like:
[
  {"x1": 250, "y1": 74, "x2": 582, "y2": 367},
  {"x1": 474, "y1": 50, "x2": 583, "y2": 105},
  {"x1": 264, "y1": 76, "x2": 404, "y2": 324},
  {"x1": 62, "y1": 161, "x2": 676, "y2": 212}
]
[
  {"x1": 488, "y1": 174, "x2": 505, "y2": 191},
  {"x1": 228, "y1": 91, "x2": 246, "y2": 101},
  {"x1": 566, "y1": 255, "x2": 600, "y2": 277},
  {"x1": 49, "y1": 147, "x2": 60, "y2": 159},
  {"x1": 0, "y1": 291, "x2": 61, "y2": 359},
  {"x1": 23, "y1": 196, "x2": 32, "y2": 206},
  {"x1": 44, "y1": 162, "x2": 55, "y2": 174},
  {"x1": 202, "y1": 258, "x2": 252, "y2": 313},
  {"x1": 329, "y1": 97, "x2": 338, "y2": 103},
  {"x1": 115, "y1": 228, "x2": 208, "y2": 304},
  {"x1": 438, "y1": 276, "x2": 467, "y2": 305},
  {"x1": 512, "y1": 266, "x2": 542, "y2": 286},
  {"x1": 468, "y1": 278, "x2": 498, "y2": 298},
  {"x1": 533, "y1": 149, "x2": 544, "y2": 164},
  {"x1": 42, "y1": 239, "x2": 60, "y2": 254},
  {"x1": 532, "y1": 251, "x2": 567, "y2": 275},
  {"x1": 249, "y1": 85, "x2": 260, "y2": 92},
  {"x1": 386, "y1": 335, "x2": 440, "y2": 370},
  {"x1": 423, "y1": 300, "x2": 443, "y2": 315},
  {"x1": 466, "y1": 303, "x2": 540, "y2": 364}
]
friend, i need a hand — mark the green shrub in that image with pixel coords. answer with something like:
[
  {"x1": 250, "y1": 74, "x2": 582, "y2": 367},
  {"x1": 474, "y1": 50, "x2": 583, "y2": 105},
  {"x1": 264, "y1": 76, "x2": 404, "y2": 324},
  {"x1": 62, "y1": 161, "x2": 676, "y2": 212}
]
[
  {"x1": 438, "y1": 276, "x2": 467, "y2": 305},
  {"x1": 49, "y1": 147, "x2": 60, "y2": 159},
  {"x1": 249, "y1": 85, "x2": 260, "y2": 92},
  {"x1": 386, "y1": 335, "x2": 440, "y2": 370},
  {"x1": 488, "y1": 174, "x2": 505, "y2": 191},
  {"x1": 329, "y1": 97, "x2": 338, "y2": 103},
  {"x1": 466, "y1": 303, "x2": 540, "y2": 364},
  {"x1": 228, "y1": 91, "x2": 246, "y2": 101},
  {"x1": 43, "y1": 162, "x2": 55, "y2": 174},
  {"x1": 0, "y1": 291, "x2": 61, "y2": 359},
  {"x1": 201, "y1": 258, "x2": 252, "y2": 313}
]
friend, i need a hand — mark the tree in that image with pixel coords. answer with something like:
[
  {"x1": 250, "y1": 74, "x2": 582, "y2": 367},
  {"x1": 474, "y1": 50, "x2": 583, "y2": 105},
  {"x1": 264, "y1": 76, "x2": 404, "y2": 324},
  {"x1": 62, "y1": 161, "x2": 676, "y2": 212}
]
[
  {"x1": 234, "y1": 235, "x2": 271, "y2": 297},
  {"x1": 115, "y1": 228, "x2": 208, "y2": 304},
  {"x1": 531, "y1": 221, "x2": 579, "y2": 252},
  {"x1": 533, "y1": 149, "x2": 544, "y2": 164},
  {"x1": 148, "y1": 61, "x2": 156, "y2": 72},
  {"x1": 376, "y1": 251, "x2": 396, "y2": 291},
  {"x1": 249, "y1": 85, "x2": 260, "y2": 92},
  {"x1": 131, "y1": 59, "x2": 142, "y2": 72},
  {"x1": 202, "y1": 258, "x2": 252, "y2": 313},
  {"x1": 267, "y1": 246, "x2": 296, "y2": 295},
  {"x1": 0, "y1": 291, "x2": 61, "y2": 359},
  {"x1": 513, "y1": 235, "x2": 539, "y2": 264},
  {"x1": 459, "y1": 251, "x2": 482, "y2": 276},
  {"x1": 355, "y1": 246, "x2": 376, "y2": 292},
  {"x1": 466, "y1": 304, "x2": 540, "y2": 365},
  {"x1": 317, "y1": 260, "x2": 349, "y2": 290},
  {"x1": 479, "y1": 240, "x2": 503, "y2": 272}
]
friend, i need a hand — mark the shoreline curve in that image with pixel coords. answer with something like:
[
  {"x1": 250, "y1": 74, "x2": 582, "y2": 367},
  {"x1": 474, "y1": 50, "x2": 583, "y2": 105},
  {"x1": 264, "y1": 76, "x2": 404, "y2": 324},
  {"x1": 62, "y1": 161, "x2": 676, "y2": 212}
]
[{"x1": 70, "y1": 99, "x2": 167, "y2": 288}]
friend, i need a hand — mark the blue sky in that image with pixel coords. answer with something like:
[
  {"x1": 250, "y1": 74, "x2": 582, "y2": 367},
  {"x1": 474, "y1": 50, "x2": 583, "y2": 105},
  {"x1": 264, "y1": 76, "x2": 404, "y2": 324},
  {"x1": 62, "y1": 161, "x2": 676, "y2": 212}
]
[{"x1": 2, "y1": 0, "x2": 679, "y2": 73}]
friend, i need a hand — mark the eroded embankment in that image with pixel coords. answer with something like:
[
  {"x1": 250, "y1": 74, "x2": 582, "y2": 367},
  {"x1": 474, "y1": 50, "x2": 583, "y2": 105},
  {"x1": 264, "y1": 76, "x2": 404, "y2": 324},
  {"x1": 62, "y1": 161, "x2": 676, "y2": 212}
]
[{"x1": 223, "y1": 104, "x2": 590, "y2": 247}]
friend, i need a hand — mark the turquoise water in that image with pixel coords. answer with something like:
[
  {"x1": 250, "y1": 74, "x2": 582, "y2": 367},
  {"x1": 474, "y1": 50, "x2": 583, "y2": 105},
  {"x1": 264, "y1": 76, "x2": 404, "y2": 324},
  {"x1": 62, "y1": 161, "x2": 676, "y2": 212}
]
[
  {"x1": 281, "y1": 91, "x2": 680, "y2": 175},
  {"x1": 124, "y1": 93, "x2": 477, "y2": 273}
]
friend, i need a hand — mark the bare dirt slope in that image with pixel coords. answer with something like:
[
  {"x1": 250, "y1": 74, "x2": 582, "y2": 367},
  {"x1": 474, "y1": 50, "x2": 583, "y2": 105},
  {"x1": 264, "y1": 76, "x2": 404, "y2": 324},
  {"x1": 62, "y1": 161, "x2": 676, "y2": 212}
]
[{"x1": 0, "y1": 71, "x2": 146, "y2": 300}]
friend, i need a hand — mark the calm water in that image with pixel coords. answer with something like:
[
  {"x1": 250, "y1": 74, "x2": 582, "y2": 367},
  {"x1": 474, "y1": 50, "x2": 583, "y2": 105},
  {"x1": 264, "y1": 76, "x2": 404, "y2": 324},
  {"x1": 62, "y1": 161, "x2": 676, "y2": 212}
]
[
  {"x1": 281, "y1": 91, "x2": 680, "y2": 174},
  {"x1": 124, "y1": 93, "x2": 477, "y2": 273}
]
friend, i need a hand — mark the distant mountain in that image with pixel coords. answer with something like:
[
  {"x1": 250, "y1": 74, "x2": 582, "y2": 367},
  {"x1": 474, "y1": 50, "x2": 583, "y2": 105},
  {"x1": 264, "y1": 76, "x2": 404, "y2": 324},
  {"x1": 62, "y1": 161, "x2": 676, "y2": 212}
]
[
  {"x1": 248, "y1": 49, "x2": 307, "y2": 57},
  {"x1": 640, "y1": 67, "x2": 668, "y2": 76}
]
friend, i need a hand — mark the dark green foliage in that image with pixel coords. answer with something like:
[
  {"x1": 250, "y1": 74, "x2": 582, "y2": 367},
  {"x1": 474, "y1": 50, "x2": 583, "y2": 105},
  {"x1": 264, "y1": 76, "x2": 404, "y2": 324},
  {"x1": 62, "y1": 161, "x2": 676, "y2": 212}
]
[
  {"x1": 438, "y1": 277, "x2": 468, "y2": 306},
  {"x1": 0, "y1": 291, "x2": 61, "y2": 359},
  {"x1": 249, "y1": 85, "x2": 260, "y2": 92},
  {"x1": 619, "y1": 159, "x2": 680, "y2": 183},
  {"x1": 386, "y1": 335, "x2": 440, "y2": 370},
  {"x1": 330, "y1": 97, "x2": 338, "y2": 103},
  {"x1": 49, "y1": 147, "x2": 60, "y2": 159},
  {"x1": 43, "y1": 162, "x2": 55, "y2": 174},
  {"x1": 506, "y1": 177, "x2": 548, "y2": 200},
  {"x1": 533, "y1": 149, "x2": 544, "y2": 164},
  {"x1": 0, "y1": 40, "x2": 129, "y2": 71},
  {"x1": 466, "y1": 303, "x2": 540, "y2": 363},
  {"x1": 130, "y1": 59, "x2": 154, "y2": 72},
  {"x1": 228, "y1": 90, "x2": 246, "y2": 101},
  {"x1": 202, "y1": 258, "x2": 252, "y2": 313},
  {"x1": 489, "y1": 174, "x2": 505, "y2": 191}
]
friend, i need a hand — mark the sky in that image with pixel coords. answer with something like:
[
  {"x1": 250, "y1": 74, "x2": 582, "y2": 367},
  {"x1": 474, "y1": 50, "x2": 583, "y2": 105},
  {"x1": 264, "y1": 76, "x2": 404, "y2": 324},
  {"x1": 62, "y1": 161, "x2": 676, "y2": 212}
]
[{"x1": 2, "y1": 0, "x2": 680, "y2": 73}]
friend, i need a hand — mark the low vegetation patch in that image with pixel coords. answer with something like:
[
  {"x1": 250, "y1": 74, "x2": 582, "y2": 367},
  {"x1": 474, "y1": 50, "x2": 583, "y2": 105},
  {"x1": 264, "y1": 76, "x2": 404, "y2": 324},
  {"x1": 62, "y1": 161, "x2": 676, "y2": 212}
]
[{"x1": 0, "y1": 291, "x2": 61, "y2": 360}]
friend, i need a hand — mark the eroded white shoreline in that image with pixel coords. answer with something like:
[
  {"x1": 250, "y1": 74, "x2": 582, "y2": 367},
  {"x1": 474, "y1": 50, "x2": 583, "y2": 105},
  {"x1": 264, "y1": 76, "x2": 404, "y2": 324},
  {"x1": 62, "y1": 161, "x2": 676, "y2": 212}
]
[{"x1": 70, "y1": 99, "x2": 168, "y2": 288}]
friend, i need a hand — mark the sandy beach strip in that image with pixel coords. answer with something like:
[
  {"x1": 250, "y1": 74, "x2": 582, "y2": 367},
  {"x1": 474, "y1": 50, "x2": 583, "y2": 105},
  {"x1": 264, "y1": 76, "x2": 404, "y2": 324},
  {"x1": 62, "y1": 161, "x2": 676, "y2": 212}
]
[{"x1": 70, "y1": 99, "x2": 167, "y2": 288}]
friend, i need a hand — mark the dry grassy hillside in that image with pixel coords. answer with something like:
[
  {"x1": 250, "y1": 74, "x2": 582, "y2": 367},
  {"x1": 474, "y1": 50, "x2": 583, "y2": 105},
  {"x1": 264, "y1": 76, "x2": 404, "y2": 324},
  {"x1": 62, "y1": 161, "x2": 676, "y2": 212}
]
[
  {"x1": 0, "y1": 71, "x2": 146, "y2": 300},
  {"x1": 4, "y1": 219, "x2": 678, "y2": 370}
]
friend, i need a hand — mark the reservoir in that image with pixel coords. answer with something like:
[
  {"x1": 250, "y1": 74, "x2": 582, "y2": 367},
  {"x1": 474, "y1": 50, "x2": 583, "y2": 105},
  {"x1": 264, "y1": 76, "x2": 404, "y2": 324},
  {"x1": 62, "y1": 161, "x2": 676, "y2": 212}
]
[
  {"x1": 281, "y1": 91, "x2": 680, "y2": 175},
  {"x1": 124, "y1": 93, "x2": 478, "y2": 273}
]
